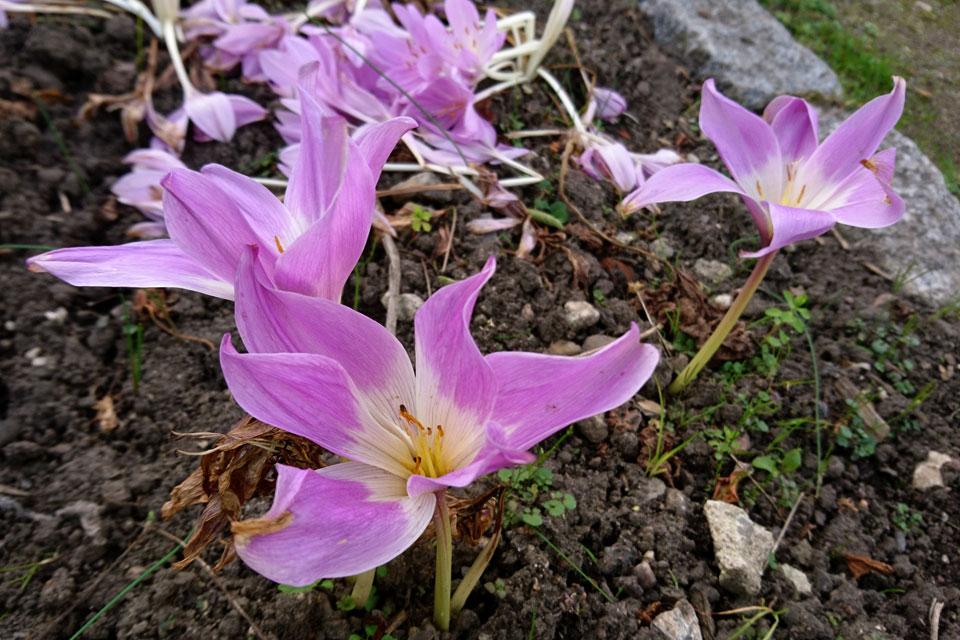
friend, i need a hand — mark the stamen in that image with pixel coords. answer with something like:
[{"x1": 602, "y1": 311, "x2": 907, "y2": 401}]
[
  {"x1": 413, "y1": 456, "x2": 422, "y2": 475},
  {"x1": 436, "y1": 425, "x2": 444, "y2": 437},
  {"x1": 274, "y1": 235, "x2": 284, "y2": 254},
  {"x1": 795, "y1": 184, "x2": 807, "y2": 205},
  {"x1": 756, "y1": 180, "x2": 765, "y2": 199},
  {"x1": 860, "y1": 158, "x2": 878, "y2": 173}
]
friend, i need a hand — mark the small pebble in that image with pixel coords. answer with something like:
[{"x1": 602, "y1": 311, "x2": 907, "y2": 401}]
[
  {"x1": 563, "y1": 300, "x2": 601, "y2": 330},
  {"x1": 548, "y1": 340, "x2": 581, "y2": 356},
  {"x1": 712, "y1": 293, "x2": 733, "y2": 309},
  {"x1": 25, "y1": 347, "x2": 41, "y2": 359},
  {"x1": 3, "y1": 320, "x2": 15, "y2": 331},
  {"x1": 43, "y1": 307, "x2": 68, "y2": 323}
]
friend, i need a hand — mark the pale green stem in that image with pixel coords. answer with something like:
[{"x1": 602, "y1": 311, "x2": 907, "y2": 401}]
[
  {"x1": 450, "y1": 520, "x2": 502, "y2": 616},
  {"x1": 668, "y1": 250, "x2": 778, "y2": 395},
  {"x1": 162, "y1": 18, "x2": 195, "y2": 101},
  {"x1": 433, "y1": 492, "x2": 453, "y2": 631},
  {"x1": 350, "y1": 568, "x2": 375, "y2": 609}
]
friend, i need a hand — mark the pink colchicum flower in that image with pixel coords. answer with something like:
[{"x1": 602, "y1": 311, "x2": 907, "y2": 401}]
[
  {"x1": 584, "y1": 87, "x2": 627, "y2": 123},
  {"x1": 621, "y1": 78, "x2": 906, "y2": 257},
  {"x1": 221, "y1": 253, "x2": 659, "y2": 585},
  {"x1": 28, "y1": 89, "x2": 416, "y2": 301},
  {"x1": 111, "y1": 149, "x2": 187, "y2": 238}
]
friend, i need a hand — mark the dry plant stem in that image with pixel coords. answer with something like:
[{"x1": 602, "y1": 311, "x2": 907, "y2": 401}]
[
  {"x1": 771, "y1": 493, "x2": 804, "y2": 556},
  {"x1": 153, "y1": 528, "x2": 269, "y2": 640},
  {"x1": 450, "y1": 509, "x2": 504, "y2": 616},
  {"x1": 433, "y1": 492, "x2": 453, "y2": 632},
  {"x1": 382, "y1": 233, "x2": 401, "y2": 335},
  {"x1": 441, "y1": 206, "x2": 457, "y2": 273},
  {"x1": 3, "y1": 3, "x2": 112, "y2": 19},
  {"x1": 667, "y1": 250, "x2": 778, "y2": 395},
  {"x1": 350, "y1": 568, "x2": 375, "y2": 608},
  {"x1": 930, "y1": 599, "x2": 944, "y2": 640}
]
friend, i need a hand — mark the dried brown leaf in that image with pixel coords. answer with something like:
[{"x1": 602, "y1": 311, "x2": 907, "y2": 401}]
[
  {"x1": 844, "y1": 553, "x2": 893, "y2": 579},
  {"x1": 0, "y1": 98, "x2": 37, "y2": 119},
  {"x1": 231, "y1": 511, "x2": 294, "y2": 546}
]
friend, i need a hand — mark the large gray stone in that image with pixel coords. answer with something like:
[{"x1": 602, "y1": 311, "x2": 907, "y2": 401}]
[
  {"x1": 818, "y1": 110, "x2": 960, "y2": 304},
  {"x1": 652, "y1": 599, "x2": 703, "y2": 640},
  {"x1": 637, "y1": 0, "x2": 842, "y2": 109},
  {"x1": 703, "y1": 500, "x2": 774, "y2": 597}
]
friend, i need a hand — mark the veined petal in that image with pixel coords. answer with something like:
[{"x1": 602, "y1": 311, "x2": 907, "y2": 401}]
[
  {"x1": 741, "y1": 202, "x2": 836, "y2": 258},
  {"x1": 220, "y1": 337, "x2": 414, "y2": 477},
  {"x1": 26, "y1": 240, "x2": 231, "y2": 299},
  {"x1": 485, "y1": 324, "x2": 658, "y2": 452},
  {"x1": 700, "y1": 78, "x2": 782, "y2": 203},
  {"x1": 235, "y1": 463, "x2": 435, "y2": 586},
  {"x1": 161, "y1": 169, "x2": 265, "y2": 283},
  {"x1": 199, "y1": 164, "x2": 300, "y2": 250},
  {"x1": 273, "y1": 137, "x2": 376, "y2": 299},
  {"x1": 284, "y1": 77, "x2": 349, "y2": 227},
  {"x1": 353, "y1": 117, "x2": 418, "y2": 183},
  {"x1": 185, "y1": 91, "x2": 237, "y2": 143},
  {"x1": 798, "y1": 77, "x2": 905, "y2": 191},
  {"x1": 827, "y1": 149, "x2": 904, "y2": 228},
  {"x1": 414, "y1": 257, "x2": 498, "y2": 471},
  {"x1": 620, "y1": 163, "x2": 747, "y2": 214},
  {"x1": 235, "y1": 247, "x2": 416, "y2": 432},
  {"x1": 765, "y1": 96, "x2": 818, "y2": 169}
]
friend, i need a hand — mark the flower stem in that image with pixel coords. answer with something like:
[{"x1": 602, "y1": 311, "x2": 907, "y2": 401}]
[
  {"x1": 350, "y1": 568, "x2": 375, "y2": 610},
  {"x1": 667, "y1": 251, "x2": 778, "y2": 395},
  {"x1": 450, "y1": 516, "x2": 502, "y2": 616},
  {"x1": 433, "y1": 492, "x2": 453, "y2": 632}
]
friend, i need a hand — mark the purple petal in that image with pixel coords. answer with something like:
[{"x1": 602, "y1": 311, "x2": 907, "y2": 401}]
[
  {"x1": 352, "y1": 117, "x2": 418, "y2": 183},
  {"x1": 273, "y1": 137, "x2": 375, "y2": 299},
  {"x1": 235, "y1": 463, "x2": 435, "y2": 586},
  {"x1": 185, "y1": 91, "x2": 237, "y2": 143},
  {"x1": 220, "y1": 336, "x2": 414, "y2": 476},
  {"x1": 227, "y1": 94, "x2": 268, "y2": 129},
  {"x1": 741, "y1": 202, "x2": 837, "y2": 257},
  {"x1": 199, "y1": 164, "x2": 299, "y2": 250},
  {"x1": 620, "y1": 163, "x2": 746, "y2": 214},
  {"x1": 161, "y1": 169, "x2": 269, "y2": 284},
  {"x1": 414, "y1": 257, "x2": 498, "y2": 471},
  {"x1": 593, "y1": 87, "x2": 628, "y2": 121},
  {"x1": 485, "y1": 324, "x2": 659, "y2": 452},
  {"x1": 700, "y1": 79, "x2": 782, "y2": 203},
  {"x1": 765, "y1": 96, "x2": 818, "y2": 168},
  {"x1": 26, "y1": 240, "x2": 231, "y2": 299},
  {"x1": 826, "y1": 149, "x2": 904, "y2": 228},
  {"x1": 284, "y1": 85, "x2": 348, "y2": 226},
  {"x1": 466, "y1": 217, "x2": 523, "y2": 234},
  {"x1": 799, "y1": 77, "x2": 906, "y2": 190},
  {"x1": 235, "y1": 247, "x2": 416, "y2": 429}
]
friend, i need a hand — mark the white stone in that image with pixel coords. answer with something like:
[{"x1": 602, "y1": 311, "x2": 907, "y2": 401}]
[
  {"x1": 24, "y1": 347, "x2": 41, "y2": 360},
  {"x1": 3, "y1": 321, "x2": 15, "y2": 331},
  {"x1": 637, "y1": 0, "x2": 842, "y2": 110},
  {"x1": 912, "y1": 451, "x2": 954, "y2": 490},
  {"x1": 703, "y1": 500, "x2": 774, "y2": 596},
  {"x1": 582, "y1": 334, "x2": 616, "y2": 352},
  {"x1": 652, "y1": 599, "x2": 702, "y2": 640},
  {"x1": 563, "y1": 300, "x2": 601, "y2": 330},
  {"x1": 712, "y1": 293, "x2": 733, "y2": 309},
  {"x1": 693, "y1": 258, "x2": 732, "y2": 285},
  {"x1": 43, "y1": 307, "x2": 68, "y2": 323},
  {"x1": 781, "y1": 563, "x2": 812, "y2": 597},
  {"x1": 380, "y1": 292, "x2": 424, "y2": 323},
  {"x1": 548, "y1": 340, "x2": 582, "y2": 356}
]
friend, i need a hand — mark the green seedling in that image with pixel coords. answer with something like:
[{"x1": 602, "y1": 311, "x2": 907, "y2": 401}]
[
  {"x1": 1, "y1": 553, "x2": 58, "y2": 592},
  {"x1": 410, "y1": 204, "x2": 432, "y2": 232},
  {"x1": 532, "y1": 198, "x2": 569, "y2": 224},
  {"x1": 836, "y1": 397, "x2": 878, "y2": 459},
  {"x1": 891, "y1": 503, "x2": 923, "y2": 533},
  {"x1": 849, "y1": 316, "x2": 921, "y2": 396},
  {"x1": 484, "y1": 579, "x2": 507, "y2": 598},
  {"x1": 119, "y1": 295, "x2": 144, "y2": 392}
]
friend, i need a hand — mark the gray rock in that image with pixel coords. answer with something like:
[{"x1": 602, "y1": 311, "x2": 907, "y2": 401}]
[
  {"x1": 652, "y1": 599, "x2": 702, "y2": 640},
  {"x1": 634, "y1": 477, "x2": 667, "y2": 504},
  {"x1": 548, "y1": 340, "x2": 582, "y2": 356},
  {"x1": 635, "y1": 560, "x2": 658, "y2": 588},
  {"x1": 582, "y1": 334, "x2": 616, "y2": 352},
  {"x1": 576, "y1": 415, "x2": 609, "y2": 443},
  {"x1": 664, "y1": 488, "x2": 690, "y2": 515},
  {"x1": 637, "y1": 0, "x2": 842, "y2": 110},
  {"x1": 781, "y1": 564, "x2": 812, "y2": 597},
  {"x1": 818, "y1": 111, "x2": 960, "y2": 304},
  {"x1": 912, "y1": 451, "x2": 953, "y2": 490},
  {"x1": 711, "y1": 293, "x2": 733, "y2": 309},
  {"x1": 703, "y1": 500, "x2": 774, "y2": 596},
  {"x1": 380, "y1": 292, "x2": 424, "y2": 323},
  {"x1": 563, "y1": 300, "x2": 601, "y2": 330},
  {"x1": 692, "y1": 258, "x2": 732, "y2": 285}
]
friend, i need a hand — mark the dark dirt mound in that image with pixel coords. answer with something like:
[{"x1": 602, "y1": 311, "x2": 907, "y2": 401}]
[{"x1": 1, "y1": 2, "x2": 958, "y2": 639}]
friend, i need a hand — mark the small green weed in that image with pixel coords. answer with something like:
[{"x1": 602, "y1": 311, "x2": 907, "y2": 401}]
[
  {"x1": 410, "y1": 204, "x2": 433, "y2": 233},
  {"x1": 483, "y1": 579, "x2": 507, "y2": 598},
  {"x1": 836, "y1": 398, "x2": 877, "y2": 459},
  {"x1": 891, "y1": 503, "x2": 923, "y2": 533},
  {"x1": 848, "y1": 316, "x2": 920, "y2": 396}
]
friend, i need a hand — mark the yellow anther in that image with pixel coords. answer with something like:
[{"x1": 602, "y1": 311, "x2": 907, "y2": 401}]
[
  {"x1": 274, "y1": 235, "x2": 284, "y2": 254},
  {"x1": 795, "y1": 184, "x2": 807, "y2": 205},
  {"x1": 756, "y1": 180, "x2": 765, "y2": 199},
  {"x1": 413, "y1": 456, "x2": 422, "y2": 475},
  {"x1": 436, "y1": 425, "x2": 444, "y2": 437}
]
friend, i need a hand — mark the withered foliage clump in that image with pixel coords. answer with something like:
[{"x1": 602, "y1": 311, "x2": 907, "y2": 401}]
[
  {"x1": 634, "y1": 272, "x2": 754, "y2": 361},
  {"x1": 161, "y1": 415, "x2": 326, "y2": 571}
]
